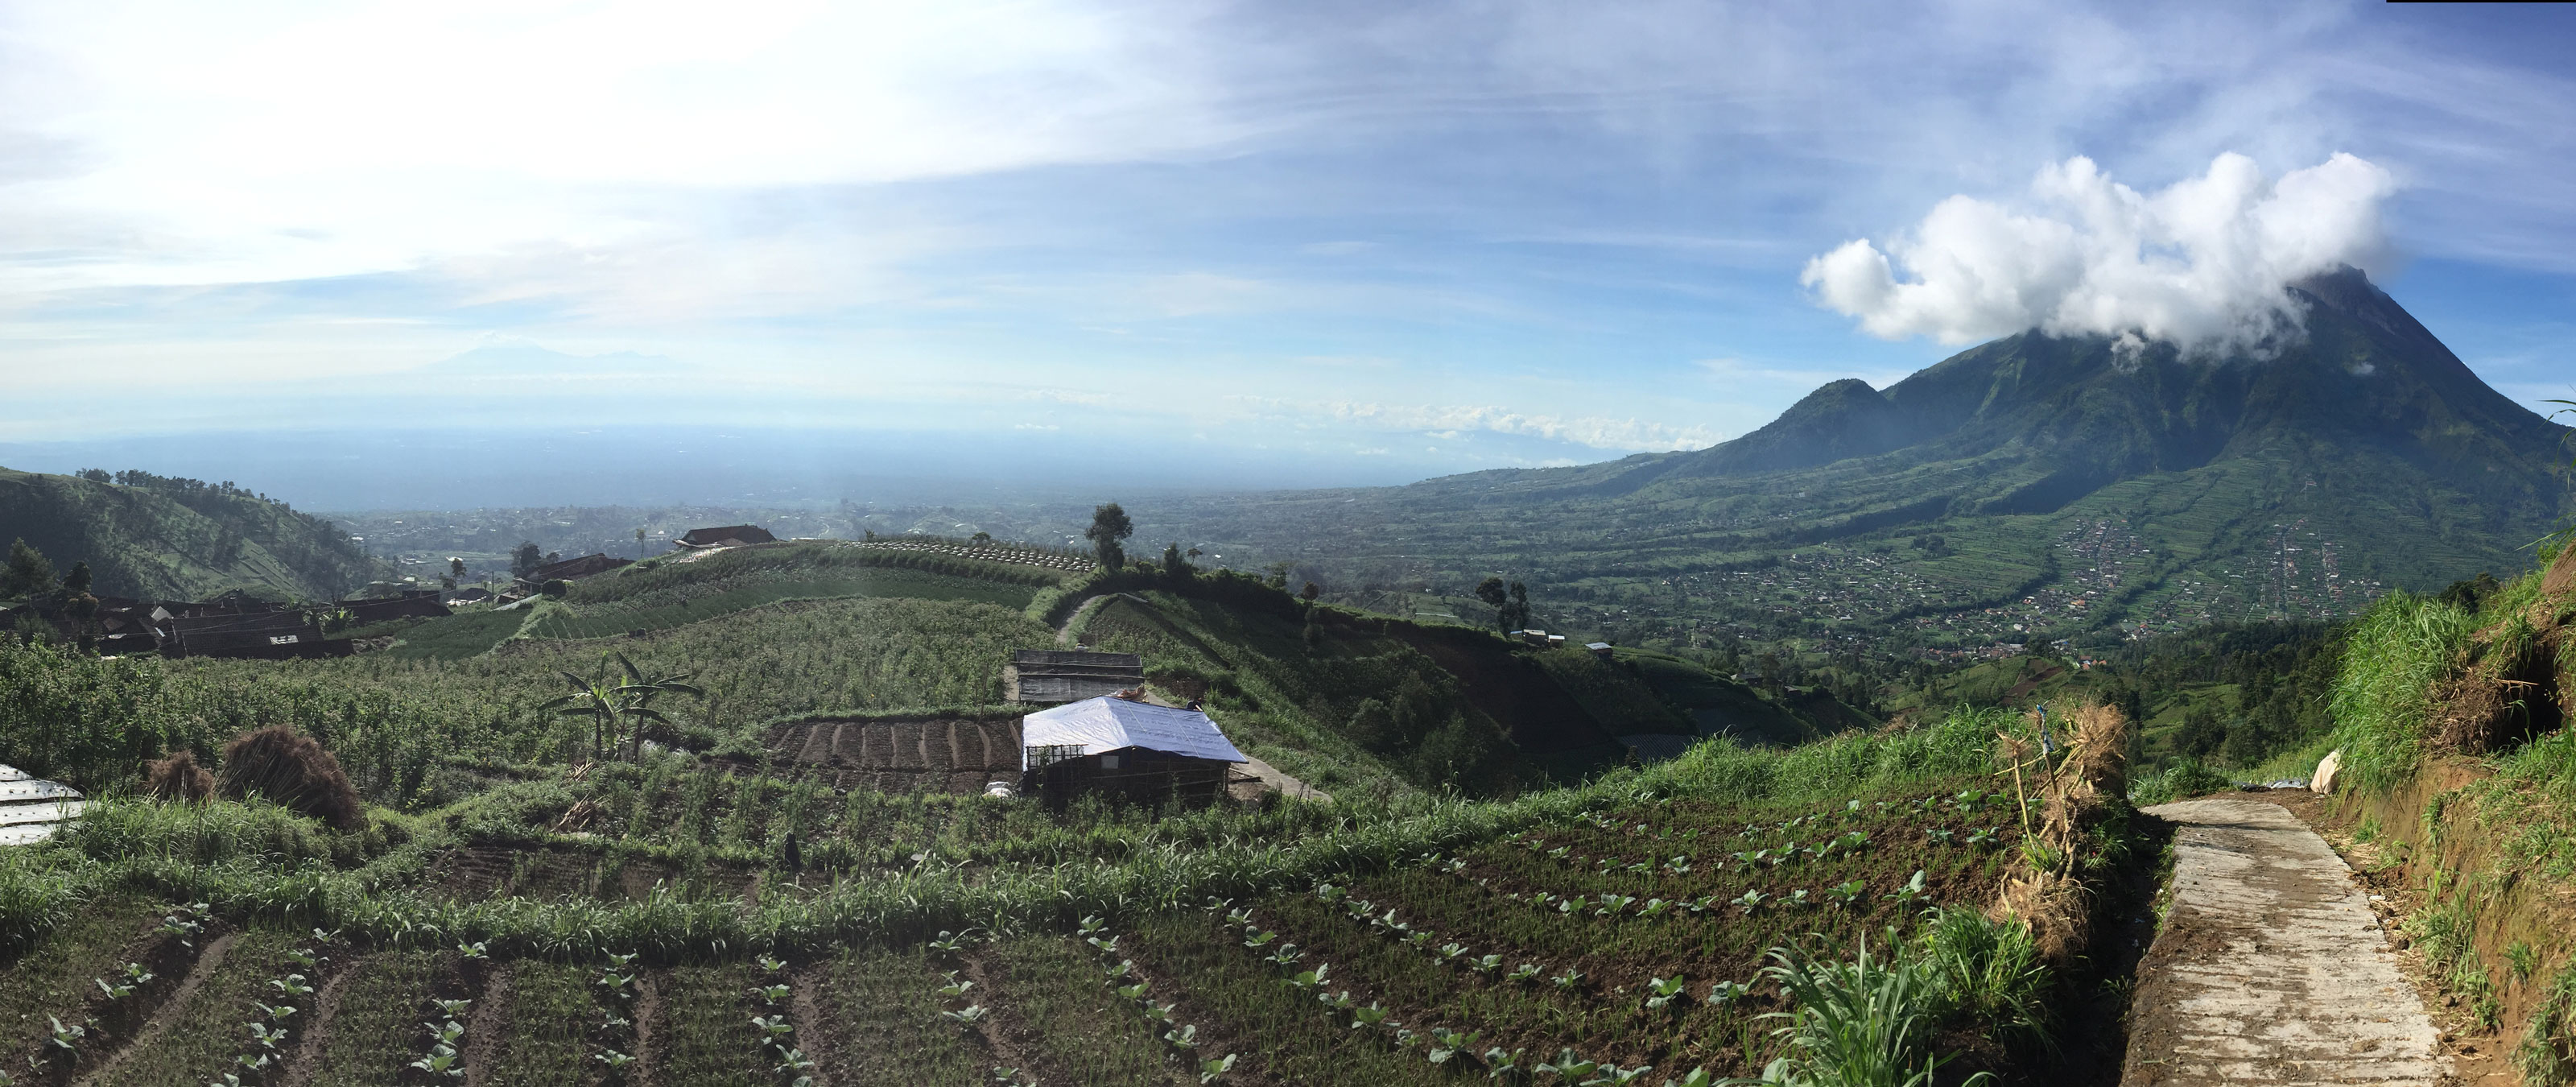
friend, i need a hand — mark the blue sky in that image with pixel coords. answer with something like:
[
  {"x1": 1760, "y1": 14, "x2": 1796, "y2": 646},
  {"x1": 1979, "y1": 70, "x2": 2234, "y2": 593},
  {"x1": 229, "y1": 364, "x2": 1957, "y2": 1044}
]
[{"x1": 2, "y1": 1, "x2": 2572, "y2": 498}]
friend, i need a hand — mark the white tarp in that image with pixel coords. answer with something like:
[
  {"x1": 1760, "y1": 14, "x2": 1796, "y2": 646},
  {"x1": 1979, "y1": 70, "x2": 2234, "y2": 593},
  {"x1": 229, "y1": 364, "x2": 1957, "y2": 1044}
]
[
  {"x1": 0, "y1": 763, "x2": 83, "y2": 846},
  {"x1": 1021, "y1": 697, "x2": 1248, "y2": 769}
]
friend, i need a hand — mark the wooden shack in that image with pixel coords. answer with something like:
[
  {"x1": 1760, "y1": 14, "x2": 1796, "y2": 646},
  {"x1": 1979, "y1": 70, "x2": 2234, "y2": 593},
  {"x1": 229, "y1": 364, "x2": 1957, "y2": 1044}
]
[
  {"x1": 1020, "y1": 696, "x2": 1253, "y2": 808},
  {"x1": 1005, "y1": 649, "x2": 1145, "y2": 704}
]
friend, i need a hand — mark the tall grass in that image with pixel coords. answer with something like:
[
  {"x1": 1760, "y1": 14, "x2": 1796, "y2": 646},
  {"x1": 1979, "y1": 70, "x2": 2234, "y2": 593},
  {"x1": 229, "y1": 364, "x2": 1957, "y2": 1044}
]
[
  {"x1": 1748, "y1": 932, "x2": 1965, "y2": 1087},
  {"x1": 2330, "y1": 592, "x2": 2479, "y2": 789}
]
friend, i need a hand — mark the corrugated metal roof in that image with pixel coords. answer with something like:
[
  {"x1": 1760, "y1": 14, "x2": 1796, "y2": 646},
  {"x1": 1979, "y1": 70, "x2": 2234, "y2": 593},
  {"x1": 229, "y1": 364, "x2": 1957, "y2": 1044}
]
[
  {"x1": 1021, "y1": 698, "x2": 1247, "y2": 768},
  {"x1": 0, "y1": 763, "x2": 84, "y2": 846}
]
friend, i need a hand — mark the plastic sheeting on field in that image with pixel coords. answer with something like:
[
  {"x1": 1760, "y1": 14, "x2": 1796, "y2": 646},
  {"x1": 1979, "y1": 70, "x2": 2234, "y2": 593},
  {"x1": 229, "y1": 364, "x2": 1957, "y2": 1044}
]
[{"x1": 1020, "y1": 697, "x2": 1248, "y2": 770}]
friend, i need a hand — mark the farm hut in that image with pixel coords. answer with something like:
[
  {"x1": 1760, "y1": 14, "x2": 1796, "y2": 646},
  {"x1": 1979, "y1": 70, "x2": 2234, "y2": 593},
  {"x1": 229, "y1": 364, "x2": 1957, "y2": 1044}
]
[
  {"x1": 520, "y1": 552, "x2": 631, "y2": 585},
  {"x1": 1005, "y1": 648, "x2": 1145, "y2": 704},
  {"x1": 675, "y1": 524, "x2": 776, "y2": 550},
  {"x1": 1020, "y1": 697, "x2": 1254, "y2": 808},
  {"x1": 1586, "y1": 642, "x2": 1613, "y2": 659}
]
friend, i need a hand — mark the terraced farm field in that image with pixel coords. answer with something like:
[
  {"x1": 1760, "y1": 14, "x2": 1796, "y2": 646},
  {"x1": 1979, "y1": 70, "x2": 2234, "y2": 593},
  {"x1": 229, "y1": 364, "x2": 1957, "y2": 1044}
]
[
  {"x1": 764, "y1": 717, "x2": 1025, "y2": 794},
  {"x1": 0, "y1": 699, "x2": 2142, "y2": 1086}
]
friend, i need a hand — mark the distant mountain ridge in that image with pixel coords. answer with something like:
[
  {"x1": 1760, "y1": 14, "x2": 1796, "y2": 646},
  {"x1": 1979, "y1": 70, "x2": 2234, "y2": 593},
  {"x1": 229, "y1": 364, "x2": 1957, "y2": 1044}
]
[
  {"x1": 0, "y1": 468, "x2": 386, "y2": 601},
  {"x1": 1148, "y1": 268, "x2": 2574, "y2": 652}
]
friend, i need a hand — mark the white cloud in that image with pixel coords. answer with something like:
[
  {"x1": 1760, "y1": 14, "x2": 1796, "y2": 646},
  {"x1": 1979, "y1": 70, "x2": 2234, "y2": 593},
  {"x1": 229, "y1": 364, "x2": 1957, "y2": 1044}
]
[
  {"x1": 0, "y1": 1, "x2": 1234, "y2": 291},
  {"x1": 1245, "y1": 398, "x2": 1721, "y2": 453},
  {"x1": 1802, "y1": 152, "x2": 2399, "y2": 353}
]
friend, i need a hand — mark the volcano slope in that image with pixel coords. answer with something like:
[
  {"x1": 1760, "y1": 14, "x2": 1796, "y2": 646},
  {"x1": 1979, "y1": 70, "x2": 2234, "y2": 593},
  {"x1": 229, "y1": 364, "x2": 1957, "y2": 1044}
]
[{"x1": 1149, "y1": 268, "x2": 2574, "y2": 655}]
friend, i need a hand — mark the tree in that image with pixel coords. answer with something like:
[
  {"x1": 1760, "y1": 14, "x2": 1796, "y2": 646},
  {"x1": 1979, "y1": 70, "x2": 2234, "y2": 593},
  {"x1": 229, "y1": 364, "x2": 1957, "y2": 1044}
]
[
  {"x1": 1162, "y1": 542, "x2": 1191, "y2": 577},
  {"x1": 1085, "y1": 502, "x2": 1133, "y2": 569},
  {"x1": 972, "y1": 531, "x2": 993, "y2": 544},
  {"x1": 60, "y1": 561, "x2": 92, "y2": 596},
  {"x1": 635, "y1": 527, "x2": 647, "y2": 559},
  {"x1": 511, "y1": 542, "x2": 544, "y2": 579},
  {"x1": 2, "y1": 539, "x2": 54, "y2": 600},
  {"x1": 449, "y1": 557, "x2": 466, "y2": 580},
  {"x1": 1301, "y1": 581, "x2": 1321, "y2": 602},
  {"x1": 1498, "y1": 581, "x2": 1532, "y2": 631}
]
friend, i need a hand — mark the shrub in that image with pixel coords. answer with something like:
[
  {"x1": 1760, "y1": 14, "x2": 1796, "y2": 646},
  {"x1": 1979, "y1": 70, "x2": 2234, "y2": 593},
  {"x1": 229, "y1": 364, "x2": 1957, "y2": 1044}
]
[
  {"x1": 144, "y1": 749, "x2": 215, "y2": 802},
  {"x1": 1916, "y1": 907, "x2": 2049, "y2": 1047},
  {"x1": 219, "y1": 725, "x2": 363, "y2": 830},
  {"x1": 2129, "y1": 759, "x2": 2231, "y2": 806},
  {"x1": 0, "y1": 847, "x2": 83, "y2": 953}
]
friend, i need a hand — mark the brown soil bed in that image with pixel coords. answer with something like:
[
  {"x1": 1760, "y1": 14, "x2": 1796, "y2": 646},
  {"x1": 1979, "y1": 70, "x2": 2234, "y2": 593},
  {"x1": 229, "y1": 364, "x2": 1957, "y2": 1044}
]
[{"x1": 762, "y1": 718, "x2": 1023, "y2": 794}]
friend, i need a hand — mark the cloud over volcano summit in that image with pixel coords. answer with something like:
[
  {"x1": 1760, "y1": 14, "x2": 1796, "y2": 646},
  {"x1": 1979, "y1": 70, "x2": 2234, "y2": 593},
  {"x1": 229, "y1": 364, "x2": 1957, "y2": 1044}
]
[{"x1": 1803, "y1": 152, "x2": 2399, "y2": 357}]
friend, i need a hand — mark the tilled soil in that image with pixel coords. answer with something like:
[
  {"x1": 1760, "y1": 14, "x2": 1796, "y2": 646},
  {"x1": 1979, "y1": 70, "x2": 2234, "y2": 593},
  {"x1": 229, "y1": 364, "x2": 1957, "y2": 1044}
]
[{"x1": 2122, "y1": 797, "x2": 2447, "y2": 1086}]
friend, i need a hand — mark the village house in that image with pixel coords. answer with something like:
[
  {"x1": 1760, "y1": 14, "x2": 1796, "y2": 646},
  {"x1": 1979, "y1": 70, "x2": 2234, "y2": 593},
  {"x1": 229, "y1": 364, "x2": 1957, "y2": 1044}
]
[{"x1": 674, "y1": 524, "x2": 777, "y2": 550}]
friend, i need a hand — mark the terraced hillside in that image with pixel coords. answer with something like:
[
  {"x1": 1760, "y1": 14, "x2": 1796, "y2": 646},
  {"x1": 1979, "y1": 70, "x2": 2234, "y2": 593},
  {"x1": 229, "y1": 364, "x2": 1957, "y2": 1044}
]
[
  {"x1": 1141, "y1": 270, "x2": 2574, "y2": 661},
  {"x1": 0, "y1": 543, "x2": 2148, "y2": 1085},
  {"x1": 0, "y1": 708, "x2": 2137, "y2": 1086}
]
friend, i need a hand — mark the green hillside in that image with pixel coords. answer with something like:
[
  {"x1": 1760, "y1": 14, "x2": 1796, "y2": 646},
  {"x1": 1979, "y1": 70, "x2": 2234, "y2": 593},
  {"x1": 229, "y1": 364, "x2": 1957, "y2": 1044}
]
[
  {"x1": 1139, "y1": 270, "x2": 2574, "y2": 666},
  {"x1": 0, "y1": 466, "x2": 384, "y2": 601}
]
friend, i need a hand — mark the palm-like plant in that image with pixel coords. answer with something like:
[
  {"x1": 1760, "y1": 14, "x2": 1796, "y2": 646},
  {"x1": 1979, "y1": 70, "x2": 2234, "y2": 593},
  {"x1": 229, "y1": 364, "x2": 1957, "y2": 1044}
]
[{"x1": 541, "y1": 652, "x2": 705, "y2": 761}]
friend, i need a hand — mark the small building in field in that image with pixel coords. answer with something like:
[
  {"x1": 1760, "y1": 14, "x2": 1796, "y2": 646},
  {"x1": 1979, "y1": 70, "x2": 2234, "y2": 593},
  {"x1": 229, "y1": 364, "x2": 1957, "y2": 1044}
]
[
  {"x1": 521, "y1": 552, "x2": 632, "y2": 584},
  {"x1": 1005, "y1": 649, "x2": 1145, "y2": 704},
  {"x1": 675, "y1": 524, "x2": 777, "y2": 550},
  {"x1": 1020, "y1": 696, "x2": 1253, "y2": 808},
  {"x1": 1586, "y1": 641, "x2": 1614, "y2": 659}
]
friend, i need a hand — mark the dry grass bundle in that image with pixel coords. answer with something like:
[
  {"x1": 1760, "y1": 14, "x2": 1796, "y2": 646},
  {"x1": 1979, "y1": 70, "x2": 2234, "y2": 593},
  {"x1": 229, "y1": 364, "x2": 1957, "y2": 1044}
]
[
  {"x1": 1990, "y1": 700, "x2": 2132, "y2": 968},
  {"x1": 142, "y1": 749, "x2": 213, "y2": 802},
  {"x1": 217, "y1": 725, "x2": 361, "y2": 830}
]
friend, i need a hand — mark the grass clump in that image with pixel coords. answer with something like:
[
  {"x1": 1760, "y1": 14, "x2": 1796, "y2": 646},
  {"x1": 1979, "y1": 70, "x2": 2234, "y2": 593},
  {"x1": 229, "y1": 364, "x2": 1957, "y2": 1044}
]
[
  {"x1": 2128, "y1": 759, "x2": 2231, "y2": 806},
  {"x1": 2329, "y1": 592, "x2": 2479, "y2": 790}
]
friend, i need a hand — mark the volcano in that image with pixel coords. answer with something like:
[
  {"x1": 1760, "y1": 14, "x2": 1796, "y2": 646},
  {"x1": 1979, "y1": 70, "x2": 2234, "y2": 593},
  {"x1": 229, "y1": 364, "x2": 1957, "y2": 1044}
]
[{"x1": 1154, "y1": 268, "x2": 2575, "y2": 647}]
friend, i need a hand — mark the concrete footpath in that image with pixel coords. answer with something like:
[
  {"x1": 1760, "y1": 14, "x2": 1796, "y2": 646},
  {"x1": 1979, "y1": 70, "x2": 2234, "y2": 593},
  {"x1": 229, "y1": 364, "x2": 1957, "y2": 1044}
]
[{"x1": 2122, "y1": 798, "x2": 2449, "y2": 1086}]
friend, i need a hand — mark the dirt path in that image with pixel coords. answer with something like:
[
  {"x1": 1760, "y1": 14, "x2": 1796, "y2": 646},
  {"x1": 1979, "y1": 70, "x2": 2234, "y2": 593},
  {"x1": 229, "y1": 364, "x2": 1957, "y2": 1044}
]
[{"x1": 2123, "y1": 798, "x2": 2448, "y2": 1086}]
